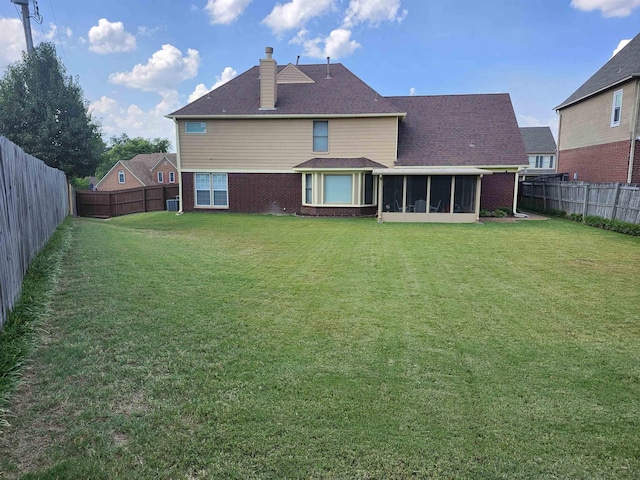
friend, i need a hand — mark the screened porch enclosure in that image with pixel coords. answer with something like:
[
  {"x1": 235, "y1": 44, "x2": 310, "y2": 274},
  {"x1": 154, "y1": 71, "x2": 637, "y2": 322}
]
[{"x1": 374, "y1": 168, "x2": 490, "y2": 222}]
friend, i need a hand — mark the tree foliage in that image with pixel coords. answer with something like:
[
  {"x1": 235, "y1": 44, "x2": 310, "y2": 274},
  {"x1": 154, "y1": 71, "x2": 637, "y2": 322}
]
[
  {"x1": 96, "y1": 134, "x2": 172, "y2": 179},
  {"x1": 0, "y1": 43, "x2": 103, "y2": 178}
]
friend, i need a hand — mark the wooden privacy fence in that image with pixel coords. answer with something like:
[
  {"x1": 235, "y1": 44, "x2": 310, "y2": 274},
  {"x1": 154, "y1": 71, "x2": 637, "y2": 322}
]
[
  {"x1": 0, "y1": 136, "x2": 70, "y2": 328},
  {"x1": 519, "y1": 180, "x2": 640, "y2": 224},
  {"x1": 76, "y1": 185, "x2": 179, "y2": 218}
]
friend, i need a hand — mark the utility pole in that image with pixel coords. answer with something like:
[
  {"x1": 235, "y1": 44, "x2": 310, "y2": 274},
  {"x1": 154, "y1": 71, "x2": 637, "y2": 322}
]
[{"x1": 11, "y1": 0, "x2": 35, "y2": 53}]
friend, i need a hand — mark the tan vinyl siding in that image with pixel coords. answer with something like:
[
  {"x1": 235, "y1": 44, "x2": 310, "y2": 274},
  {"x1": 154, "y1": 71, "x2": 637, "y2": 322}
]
[
  {"x1": 259, "y1": 59, "x2": 277, "y2": 109},
  {"x1": 559, "y1": 79, "x2": 638, "y2": 150},
  {"x1": 98, "y1": 168, "x2": 144, "y2": 191},
  {"x1": 178, "y1": 117, "x2": 398, "y2": 170},
  {"x1": 277, "y1": 64, "x2": 314, "y2": 84}
]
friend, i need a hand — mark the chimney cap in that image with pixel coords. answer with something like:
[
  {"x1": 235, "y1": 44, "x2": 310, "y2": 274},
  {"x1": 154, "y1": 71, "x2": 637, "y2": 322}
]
[{"x1": 265, "y1": 46, "x2": 274, "y2": 59}]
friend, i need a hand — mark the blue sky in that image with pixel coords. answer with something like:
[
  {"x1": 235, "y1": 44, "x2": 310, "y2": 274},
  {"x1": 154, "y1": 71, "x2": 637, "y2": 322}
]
[{"x1": 1, "y1": 0, "x2": 639, "y2": 150}]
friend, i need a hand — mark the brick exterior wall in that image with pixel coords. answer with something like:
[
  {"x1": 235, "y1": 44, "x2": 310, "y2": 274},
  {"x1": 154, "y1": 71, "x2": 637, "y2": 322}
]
[
  {"x1": 97, "y1": 167, "x2": 144, "y2": 191},
  {"x1": 480, "y1": 172, "x2": 515, "y2": 211},
  {"x1": 632, "y1": 140, "x2": 640, "y2": 184},
  {"x1": 181, "y1": 172, "x2": 301, "y2": 214},
  {"x1": 558, "y1": 140, "x2": 631, "y2": 183},
  {"x1": 299, "y1": 206, "x2": 377, "y2": 217}
]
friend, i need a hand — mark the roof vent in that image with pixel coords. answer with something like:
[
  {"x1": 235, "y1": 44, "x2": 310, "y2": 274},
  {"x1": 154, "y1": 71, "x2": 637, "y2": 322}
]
[{"x1": 326, "y1": 57, "x2": 331, "y2": 79}]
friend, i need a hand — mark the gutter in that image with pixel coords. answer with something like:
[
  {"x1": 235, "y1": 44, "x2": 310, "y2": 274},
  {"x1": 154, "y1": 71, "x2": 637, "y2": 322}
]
[
  {"x1": 165, "y1": 112, "x2": 407, "y2": 120},
  {"x1": 174, "y1": 119, "x2": 184, "y2": 214},
  {"x1": 627, "y1": 79, "x2": 640, "y2": 183}
]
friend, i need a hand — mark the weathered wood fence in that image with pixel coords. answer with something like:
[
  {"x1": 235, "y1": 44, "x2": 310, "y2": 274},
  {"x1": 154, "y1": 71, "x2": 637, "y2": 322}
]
[
  {"x1": 0, "y1": 136, "x2": 70, "y2": 328},
  {"x1": 519, "y1": 180, "x2": 640, "y2": 224},
  {"x1": 76, "y1": 185, "x2": 179, "y2": 218}
]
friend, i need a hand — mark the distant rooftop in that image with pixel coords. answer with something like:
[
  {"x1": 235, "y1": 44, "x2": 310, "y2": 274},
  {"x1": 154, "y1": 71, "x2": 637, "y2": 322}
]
[{"x1": 519, "y1": 127, "x2": 557, "y2": 154}]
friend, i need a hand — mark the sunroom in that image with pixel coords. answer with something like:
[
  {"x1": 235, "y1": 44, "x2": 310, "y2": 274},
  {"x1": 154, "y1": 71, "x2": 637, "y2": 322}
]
[{"x1": 372, "y1": 167, "x2": 492, "y2": 223}]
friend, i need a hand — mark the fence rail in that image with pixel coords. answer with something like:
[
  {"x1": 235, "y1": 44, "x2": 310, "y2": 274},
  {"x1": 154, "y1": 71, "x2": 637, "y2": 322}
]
[
  {"x1": 76, "y1": 185, "x2": 179, "y2": 218},
  {"x1": 519, "y1": 180, "x2": 640, "y2": 224},
  {"x1": 0, "y1": 136, "x2": 69, "y2": 328}
]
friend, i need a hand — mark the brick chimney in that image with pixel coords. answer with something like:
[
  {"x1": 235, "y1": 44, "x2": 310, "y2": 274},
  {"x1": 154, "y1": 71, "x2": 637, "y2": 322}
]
[{"x1": 259, "y1": 46, "x2": 277, "y2": 110}]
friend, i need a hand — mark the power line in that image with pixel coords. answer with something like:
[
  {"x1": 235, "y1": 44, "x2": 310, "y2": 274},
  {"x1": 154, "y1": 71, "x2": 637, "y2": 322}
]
[{"x1": 47, "y1": 0, "x2": 68, "y2": 66}]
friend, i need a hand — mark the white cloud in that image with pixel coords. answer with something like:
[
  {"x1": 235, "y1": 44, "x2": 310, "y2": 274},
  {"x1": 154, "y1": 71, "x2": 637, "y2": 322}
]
[
  {"x1": 88, "y1": 18, "x2": 136, "y2": 54},
  {"x1": 612, "y1": 38, "x2": 631, "y2": 56},
  {"x1": 109, "y1": 44, "x2": 200, "y2": 92},
  {"x1": 409, "y1": 87, "x2": 416, "y2": 96},
  {"x1": 137, "y1": 25, "x2": 161, "y2": 37},
  {"x1": 263, "y1": 0, "x2": 334, "y2": 36},
  {"x1": 570, "y1": 0, "x2": 640, "y2": 17},
  {"x1": 90, "y1": 91, "x2": 178, "y2": 142},
  {"x1": 205, "y1": 0, "x2": 252, "y2": 24},
  {"x1": 188, "y1": 66, "x2": 237, "y2": 102},
  {"x1": 291, "y1": 28, "x2": 361, "y2": 59},
  {"x1": 343, "y1": 0, "x2": 407, "y2": 27},
  {"x1": 518, "y1": 114, "x2": 560, "y2": 141},
  {"x1": 0, "y1": 18, "x2": 27, "y2": 66}
]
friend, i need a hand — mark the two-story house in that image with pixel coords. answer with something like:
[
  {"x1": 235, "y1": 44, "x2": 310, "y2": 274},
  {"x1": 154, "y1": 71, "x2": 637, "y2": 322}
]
[
  {"x1": 519, "y1": 126, "x2": 557, "y2": 180},
  {"x1": 167, "y1": 47, "x2": 527, "y2": 223},
  {"x1": 97, "y1": 153, "x2": 178, "y2": 191},
  {"x1": 555, "y1": 32, "x2": 640, "y2": 184}
]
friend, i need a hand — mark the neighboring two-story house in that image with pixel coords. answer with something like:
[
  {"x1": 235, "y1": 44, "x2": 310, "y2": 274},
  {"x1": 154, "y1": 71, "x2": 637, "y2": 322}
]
[
  {"x1": 519, "y1": 127, "x2": 557, "y2": 180},
  {"x1": 555, "y1": 32, "x2": 640, "y2": 184},
  {"x1": 97, "y1": 153, "x2": 178, "y2": 191},
  {"x1": 167, "y1": 47, "x2": 527, "y2": 223}
]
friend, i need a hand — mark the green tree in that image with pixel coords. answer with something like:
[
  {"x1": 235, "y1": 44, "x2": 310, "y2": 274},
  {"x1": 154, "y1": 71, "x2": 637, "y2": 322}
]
[
  {"x1": 0, "y1": 43, "x2": 103, "y2": 178},
  {"x1": 96, "y1": 134, "x2": 172, "y2": 179}
]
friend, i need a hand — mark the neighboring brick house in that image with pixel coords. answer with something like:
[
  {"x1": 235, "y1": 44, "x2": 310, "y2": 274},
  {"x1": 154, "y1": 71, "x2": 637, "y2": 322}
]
[
  {"x1": 166, "y1": 47, "x2": 527, "y2": 223},
  {"x1": 519, "y1": 127, "x2": 557, "y2": 180},
  {"x1": 97, "y1": 153, "x2": 178, "y2": 191},
  {"x1": 555, "y1": 32, "x2": 640, "y2": 184}
]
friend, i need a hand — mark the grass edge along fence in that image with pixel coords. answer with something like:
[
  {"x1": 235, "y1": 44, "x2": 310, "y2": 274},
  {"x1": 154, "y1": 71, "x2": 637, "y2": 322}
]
[
  {"x1": 0, "y1": 136, "x2": 70, "y2": 328},
  {"x1": 520, "y1": 180, "x2": 640, "y2": 224}
]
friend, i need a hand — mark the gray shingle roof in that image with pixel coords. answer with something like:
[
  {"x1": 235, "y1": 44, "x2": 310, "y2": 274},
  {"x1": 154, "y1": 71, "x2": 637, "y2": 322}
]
[
  {"x1": 121, "y1": 153, "x2": 176, "y2": 185},
  {"x1": 519, "y1": 127, "x2": 557, "y2": 154},
  {"x1": 168, "y1": 64, "x2": 403, "y2": 117},
  {"x1": 294, "y1": 157, "x2": 387, "y2": 169},
  {"x1": 387, "y1": 94, "x2": 528, "y2": 167},
  {"x1": 556, "y1": 32, "x2": 640, "y2": 110}
]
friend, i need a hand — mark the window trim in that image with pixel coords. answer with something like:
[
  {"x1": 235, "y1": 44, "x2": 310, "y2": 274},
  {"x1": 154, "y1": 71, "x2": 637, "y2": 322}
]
[
  {"x1": 118, "y1": 170, "x2": 125, "y2": 184},
  {"x1": 185, "y1": 121, "x2": 207, "y2": 134},
  {"x1": 611, "y1": 89, "x2": 623, "y2": 127},
  {"x1": 302, "y1": 172, "x2": 377, "y2": 207},
  {"x1": 194, "y1": 173, "x2": 229, "y2": 209},
  {"x1": 157, "y1": 171, "x2": 164, "y2": 183},
  {"x1": 312, "y1": 120, "x2": 329, "y2": 153},
  {"x1": 169, "y1": 171, "x2": 175, "y2": 183}
]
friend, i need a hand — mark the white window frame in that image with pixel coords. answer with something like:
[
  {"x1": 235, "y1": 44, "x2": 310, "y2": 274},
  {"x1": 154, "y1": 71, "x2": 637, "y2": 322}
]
[
  {"x1": 185, "y1": 121, "x2": 207, "y2": 134},
  {"x1": 195, "y1": 173, "x2": 228, "y2": 209},
  {"x1": 169, "y1": 171, "x2": 175, "y2": 183},
  {"x1": 301, "y1": 172, "x2": 376, "y2": 207},
  {"x1": 611, "y1": 89, "x2": 623, "y2": 127},
  {"x1": 157, "y1": 171, "x2": 164, "y2": 183},
  {"x1": 118, "y1": 170, "x2": 125, "y2": 183},
  {"x1": 312, "y1": 120, "x2": 329, "y2": 153}
]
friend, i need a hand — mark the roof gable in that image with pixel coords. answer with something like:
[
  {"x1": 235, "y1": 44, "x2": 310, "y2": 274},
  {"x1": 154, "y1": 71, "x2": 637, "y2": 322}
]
[
  {"x1": 556, "y1": 32, "x2": 640, "y2": 109},
  {"x1": 277, "y1": 63, "x2": 315, "y2": 84},
  {"x1": 96, "y1": 160, "x2": 142, "y2": 187},
  {"x1": 387, "y1": 94, "x2": 528, "y2": 168},
  {"x1": 168, "y1": 63, "x2": 404, "y2": 117},
  {"x1": 519, "y1": 127, "x2": 557, "y2": 154}
]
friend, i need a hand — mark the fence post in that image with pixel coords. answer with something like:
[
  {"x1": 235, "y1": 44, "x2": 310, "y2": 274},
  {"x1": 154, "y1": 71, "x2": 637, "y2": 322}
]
[
  {"x1": 542, "y1": 183, "x2": 547, "y2": 210},
  {"x1": 558, "y1": 182, "x2": 563, "y2": 212},
  {"x1": 582, "y1": 183, "x2": 589, "y2": 221},
  {"x1": 611, "y1": 182, "x2": 621, "y2": 220},
  {"x1": 142, "y1": 188, "x2": 147, "y2": 213}
]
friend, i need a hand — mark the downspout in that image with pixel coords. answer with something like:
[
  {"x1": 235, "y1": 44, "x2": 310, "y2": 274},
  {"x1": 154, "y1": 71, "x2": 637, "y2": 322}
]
[
  {"x1": 512, "y1": 169, "x2": 528, "y2": 217},
  {"x1": 174, "y1": 119, "x2": 184, "y2": 214},
  {"x1": 626, "y1": 79, "x2": 640, "y2": 184}
]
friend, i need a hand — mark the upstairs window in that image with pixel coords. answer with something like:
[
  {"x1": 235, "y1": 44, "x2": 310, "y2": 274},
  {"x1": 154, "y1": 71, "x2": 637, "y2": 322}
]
[
  {"x1": 185, "y1": 121, "x2": 207, "y2": 133},
  {"x1": 313, "y1": 120, "x2": 328, "y2": 152},
  {"x1": 118, "y1": 170, "x2": 125, "y2": 183},
  {"x1": 157, "y1": 171, "x2": 164, "y2": 183},
  {"x1": 169, "y1": 171, "x2": 175, "y2": 183},
  {"x1": 611, "y1": 90, "x2": 623, "y2": 127}
]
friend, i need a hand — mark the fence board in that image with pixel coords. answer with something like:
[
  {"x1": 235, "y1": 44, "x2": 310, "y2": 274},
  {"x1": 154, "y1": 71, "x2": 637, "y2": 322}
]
[
  {"x1": 0, "y1": 137, "x2": 69, "y2": 328},
  {"x1": 519, "y1": 180, "x2": 640, "y2": 224},
  {"x1": 76, "y1": 185, "x2": 179, "y2": 218}
]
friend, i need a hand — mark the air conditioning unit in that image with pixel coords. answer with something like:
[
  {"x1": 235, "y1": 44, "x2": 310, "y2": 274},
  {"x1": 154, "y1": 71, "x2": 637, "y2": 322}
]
[{"x1": 166, "y1": 199, "x2": 179, "y2": 211}]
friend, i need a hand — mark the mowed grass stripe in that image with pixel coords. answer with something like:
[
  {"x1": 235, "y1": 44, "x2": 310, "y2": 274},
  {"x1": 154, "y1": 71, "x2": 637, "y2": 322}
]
[{"x1": 1, "y1": 212, "x2": 639, "y2": 479}]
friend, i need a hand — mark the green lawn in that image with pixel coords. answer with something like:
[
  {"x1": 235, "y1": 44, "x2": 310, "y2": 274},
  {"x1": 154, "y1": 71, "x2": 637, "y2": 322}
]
[{"x1": 1, "y1": 213, "x2": 639, "y2": 479}]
